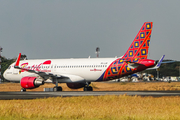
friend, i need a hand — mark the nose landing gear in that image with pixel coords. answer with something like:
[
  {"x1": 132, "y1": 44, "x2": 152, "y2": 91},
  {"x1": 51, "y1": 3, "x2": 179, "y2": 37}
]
[
  {"x1": 53, "y1": 86, "x2": 62, "y2": 91},
  {"x1": 52, "y1": 78, "x2": 63, "y2": 92},
  {"x1": 21, "y1": 88, "x2": 26, "y2": 92}
]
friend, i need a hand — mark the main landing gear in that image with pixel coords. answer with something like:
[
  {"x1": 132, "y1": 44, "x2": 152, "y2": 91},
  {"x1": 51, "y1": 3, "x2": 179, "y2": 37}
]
[
  {"x1": 53, "y1": 78, "x2": 62, "y2": 92},
  {"x1": 84, "y1": 86, "x2": 93, "y2": 91},
  {"x1": 83, "y1": 82, "x2": 93, "y2": 91},
  {"x1": 53, "y1": 86, "x2": 62, "y2": 92}
]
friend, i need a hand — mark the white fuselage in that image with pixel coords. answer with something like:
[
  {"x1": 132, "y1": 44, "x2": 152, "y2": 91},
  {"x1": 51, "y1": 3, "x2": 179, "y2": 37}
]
[{"x1": 3, "y1": 57, "x2": 118, "y2": 83}]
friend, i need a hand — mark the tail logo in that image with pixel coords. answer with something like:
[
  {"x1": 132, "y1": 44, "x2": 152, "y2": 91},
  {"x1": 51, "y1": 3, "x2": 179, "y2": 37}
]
[
  {"x1": 123, "y1": 22, "x2": 153, "y2": 59},
  {"x1": 97, "y1": 22, "x2": 153, "y2": 81},
  {"x1": 19, "y1": 60, "x2": 52, "y2": 73}
]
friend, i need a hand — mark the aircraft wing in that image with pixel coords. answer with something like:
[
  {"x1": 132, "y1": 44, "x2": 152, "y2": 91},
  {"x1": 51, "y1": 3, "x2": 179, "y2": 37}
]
[
  {"x1": 15, "y1": 65, "x2": 69, "y2": 79},
  {"x1": 14, "y1": 53, "x2": 69, "y2": 79}
]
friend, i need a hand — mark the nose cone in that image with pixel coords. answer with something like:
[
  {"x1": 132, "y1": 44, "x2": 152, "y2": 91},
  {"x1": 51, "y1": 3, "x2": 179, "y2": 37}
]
[{"x1": 3, "y1": 70, "x2": 8, "y2": 80}]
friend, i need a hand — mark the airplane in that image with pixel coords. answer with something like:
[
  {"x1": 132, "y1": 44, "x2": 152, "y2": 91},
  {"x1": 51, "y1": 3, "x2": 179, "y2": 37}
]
[{"x1": 4, "y1": 22, "x2": 159, "y2": 92}]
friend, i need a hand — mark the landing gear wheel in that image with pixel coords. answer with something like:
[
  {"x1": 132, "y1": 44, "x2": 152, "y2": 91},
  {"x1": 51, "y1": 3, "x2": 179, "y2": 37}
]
[
  {"x1": 84, "y1": 87, "x2": 88, "y2": 91},
  {"x1": 87, "y1": 86, "x2": 93, "y2": 91},
  {"x1": 53, "y1": 86, "x2": 62, "y2": 92},
  {"x1": 84, "y1": 86, "x2": 93, "y2": 91},
  {"x1": 21, "y1": 88, "x2": 26, "y2": 92}
]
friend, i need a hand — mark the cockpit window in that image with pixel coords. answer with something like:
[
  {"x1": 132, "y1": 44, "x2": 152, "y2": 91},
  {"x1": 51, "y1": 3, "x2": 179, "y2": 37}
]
[{"x1": 8, "y1": 66, "x2": 11, "y2": 69}]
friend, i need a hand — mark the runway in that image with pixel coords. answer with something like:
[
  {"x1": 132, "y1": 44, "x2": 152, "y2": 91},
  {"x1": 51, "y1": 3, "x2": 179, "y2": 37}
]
[{"x1": 1, "y1": 91, "x2": 180, "y2": 100}]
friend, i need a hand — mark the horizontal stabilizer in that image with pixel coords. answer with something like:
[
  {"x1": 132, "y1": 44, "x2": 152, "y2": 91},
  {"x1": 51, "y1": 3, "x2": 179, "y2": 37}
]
[
  {"x1": 124, "y1": 60, "x2": 143, "y2": 69},
  {"x1": 147, "y1": 55, "x2": 171, "y2": 70},
  {"x1": 161, "y1": 61, "x2": 176, "y2": 64}
]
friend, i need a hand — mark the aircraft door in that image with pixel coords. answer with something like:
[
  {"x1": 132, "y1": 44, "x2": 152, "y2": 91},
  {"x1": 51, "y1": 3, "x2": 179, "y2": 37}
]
[
  {"x1": 13, "y1": 67, "x2": 19, "y2": 75},
  {"x1": 52, "y1": 65, "x2": 57, "y2": 72}
]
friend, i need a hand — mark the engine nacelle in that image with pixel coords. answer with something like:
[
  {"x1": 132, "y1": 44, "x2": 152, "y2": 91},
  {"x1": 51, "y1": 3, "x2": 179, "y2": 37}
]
[
  {"x1": 66, "y1": 83, "x2": 86, "y2": 89},
  {"x1": 20, "y1": 77, "x2": 44, "y2": 89}
]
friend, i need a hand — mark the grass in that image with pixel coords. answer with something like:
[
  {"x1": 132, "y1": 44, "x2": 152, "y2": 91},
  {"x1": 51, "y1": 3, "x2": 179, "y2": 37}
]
[
  {"x1": 0, "y1": 95, "x2": 180, "y2": 120},
  {"x1": 1, "y1": 82, "x2": 180, "y2": 119}
]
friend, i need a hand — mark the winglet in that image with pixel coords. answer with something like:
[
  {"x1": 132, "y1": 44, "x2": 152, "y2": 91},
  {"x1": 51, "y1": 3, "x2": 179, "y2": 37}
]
[
  {"x1": 147, "y1": 55, "x2": 165, "y2": 70},
  {"x1": 155, "y1": 55, "x2": 165, "y2": 68},
  {"x1": 14, "y1": 53, "x2": 21, "y2": 67}
]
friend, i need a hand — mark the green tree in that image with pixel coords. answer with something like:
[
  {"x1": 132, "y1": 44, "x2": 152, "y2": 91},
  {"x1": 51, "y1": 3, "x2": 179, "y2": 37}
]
[
  {"x1": 144, "y1": 61, "x2": 180, "y2": 78},
  {"x1": 1, "y1": 56, "x2": 15, "y2": 81}
]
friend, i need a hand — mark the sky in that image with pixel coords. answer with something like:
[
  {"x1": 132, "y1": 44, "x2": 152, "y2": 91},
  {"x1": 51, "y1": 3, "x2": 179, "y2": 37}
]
[{"x1": 0, "y1": 0, "x2": 180, "y2": 60}]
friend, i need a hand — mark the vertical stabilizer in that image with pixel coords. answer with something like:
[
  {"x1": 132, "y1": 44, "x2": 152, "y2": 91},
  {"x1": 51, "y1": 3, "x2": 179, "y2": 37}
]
[{"x1": 122, "y1": 22, "x2": 153, "y2": 59}]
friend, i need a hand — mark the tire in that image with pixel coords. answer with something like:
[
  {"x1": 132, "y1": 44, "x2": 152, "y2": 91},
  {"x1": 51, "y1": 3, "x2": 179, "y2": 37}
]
[
  {"x1": 57, "y1": 87, "x2": 62, "y2": 91},
  {"x1": 83, "y1": 87, "x2": 88, "y2": 91},
  {"x1": 21, "y1": 88, "x2": 26, "y2": 92},
  {"x1": 84, "y1": 86, "x2": 93, "y2": 91},
  {"x1": 53, "y1": 86, "x2": 62, "y2": 92},
  {"x1": 88, "y1": 86, "x2": 93, "y2": 91}
]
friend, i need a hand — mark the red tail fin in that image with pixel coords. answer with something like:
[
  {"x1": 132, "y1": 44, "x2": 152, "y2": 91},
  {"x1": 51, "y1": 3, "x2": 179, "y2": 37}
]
[{"x1": 122, "y1": 22, "x2": 153, "y2": 59}]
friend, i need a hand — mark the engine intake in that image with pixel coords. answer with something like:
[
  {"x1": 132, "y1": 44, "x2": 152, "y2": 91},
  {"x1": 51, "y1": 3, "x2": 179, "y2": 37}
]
[{"x1": 20, "y1": 77, "x2": 44, "y2": 89}]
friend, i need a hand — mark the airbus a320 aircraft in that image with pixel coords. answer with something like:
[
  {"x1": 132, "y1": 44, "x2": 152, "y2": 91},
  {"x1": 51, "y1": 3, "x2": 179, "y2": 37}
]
[{"x1": 4, "y1": 22, "x2": 159, "y2": 92}]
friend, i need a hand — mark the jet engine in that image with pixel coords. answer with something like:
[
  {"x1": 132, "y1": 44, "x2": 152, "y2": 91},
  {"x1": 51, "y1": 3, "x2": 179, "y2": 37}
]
[
  {"x1": 66, "y1": 83, "x2": 86, "y2": 89},
  {"x1": 20, "y1": 77, "x2": 44, "y2": 89}
]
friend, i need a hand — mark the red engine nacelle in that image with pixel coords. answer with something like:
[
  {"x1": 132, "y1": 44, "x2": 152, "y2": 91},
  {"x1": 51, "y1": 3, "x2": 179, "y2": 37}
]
[
  {"x1": 20, "y1": 77, "x2": 44, "y2": 89},
  {"x1": 66, "y1": 83, "x2": 86, "y2": 89}
]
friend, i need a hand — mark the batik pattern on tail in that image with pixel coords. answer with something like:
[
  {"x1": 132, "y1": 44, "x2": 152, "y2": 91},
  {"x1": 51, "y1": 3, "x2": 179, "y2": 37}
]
[
  {"x1": 122, "y1": 22, "x2": 153, "y2": 59},
  {"x1": 98, "y1": 22, "x2": 153, "y2": 81}
]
